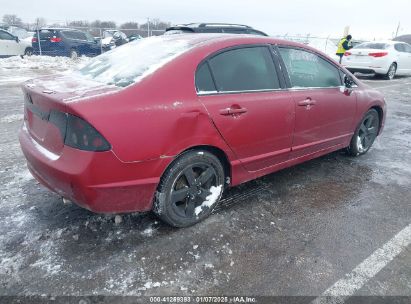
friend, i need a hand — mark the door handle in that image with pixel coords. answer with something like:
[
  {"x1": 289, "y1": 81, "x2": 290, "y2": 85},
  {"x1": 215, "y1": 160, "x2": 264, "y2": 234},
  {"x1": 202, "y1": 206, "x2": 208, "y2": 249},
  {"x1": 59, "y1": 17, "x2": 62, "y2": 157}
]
[
  {"x1": 219, "y1": 107, "x2": 248, "y2": 116},
  {"x1": 298, "y1": 98, "x2": 316, "y2": 106}
]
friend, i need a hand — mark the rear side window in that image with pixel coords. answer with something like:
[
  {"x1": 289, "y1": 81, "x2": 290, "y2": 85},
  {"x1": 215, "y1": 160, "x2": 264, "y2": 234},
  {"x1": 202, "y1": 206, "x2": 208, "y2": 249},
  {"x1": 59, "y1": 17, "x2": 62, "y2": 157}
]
[
  {"x1": 63, "y1": 31, "x2": 87, "y2": 40},
  {"x1": 207, "y1": 46, "x2": 280, "y2": 92},
  {"x1": 394, "y1": 44, "x2": 405, "y2": 52},
  {"x1": 196, "y1": 63, "x2": 216, "y2": 93},
  {"x1": 404, "y1": 44, "x2": 411, "y2": 53},
  {"x1": 279, "y1": 47, "x2": 342, "y2": 88}
]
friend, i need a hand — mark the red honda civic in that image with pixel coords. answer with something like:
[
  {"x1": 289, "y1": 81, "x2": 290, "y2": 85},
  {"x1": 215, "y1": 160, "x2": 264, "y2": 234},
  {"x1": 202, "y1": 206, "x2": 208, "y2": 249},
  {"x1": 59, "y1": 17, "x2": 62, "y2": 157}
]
[{"x1": 19, "y1": 34, "x2": 386, "y2": 227}]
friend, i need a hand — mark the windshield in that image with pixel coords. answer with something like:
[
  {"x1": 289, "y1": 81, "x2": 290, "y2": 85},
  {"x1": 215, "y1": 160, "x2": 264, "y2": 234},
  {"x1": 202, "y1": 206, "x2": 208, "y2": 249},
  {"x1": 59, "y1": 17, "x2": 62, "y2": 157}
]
[
  {"x1": 354, "y1": 42, "x2": 389, "y2": 49},
  {"x1": 75, "y1": 36, "x2": 194, "y2": 87}
]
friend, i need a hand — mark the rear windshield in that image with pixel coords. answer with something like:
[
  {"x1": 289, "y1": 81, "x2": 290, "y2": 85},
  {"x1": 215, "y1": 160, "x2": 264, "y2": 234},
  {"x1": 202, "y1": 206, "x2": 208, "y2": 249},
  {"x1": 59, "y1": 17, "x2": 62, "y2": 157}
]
[
  {"x1": 354, "y1": 43, "x2": 389, "y2": 49},
  {"x1": 75, "y1": 36, "x2": 194, "y2": 87}
]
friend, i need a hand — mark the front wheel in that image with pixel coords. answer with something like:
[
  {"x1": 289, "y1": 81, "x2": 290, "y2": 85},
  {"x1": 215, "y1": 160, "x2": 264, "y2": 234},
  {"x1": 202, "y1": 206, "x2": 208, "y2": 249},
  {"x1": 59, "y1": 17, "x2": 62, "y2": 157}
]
[
  {"x1": 154, "y1": 150, "x2": 225, "y2": 227},
  {"x1": 347, "y1": 109, "x2": 380, "y2": 156}
]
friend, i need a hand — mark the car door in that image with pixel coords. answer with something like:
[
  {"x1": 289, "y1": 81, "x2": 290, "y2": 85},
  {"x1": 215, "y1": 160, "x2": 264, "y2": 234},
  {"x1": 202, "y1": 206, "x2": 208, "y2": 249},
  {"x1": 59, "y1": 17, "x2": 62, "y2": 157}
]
[
  {"x1": 394, "y1": 44, "x2": 408, "y2": 73},
  {"x1": 196, "y1": 45, "x2": 294, "y2": 172},
  {"x1": 400, "y1": 44, "x2": 411, "y2": 72},
  {"x1": 277, "y1": 47, "x2": 357, "y2": 158}
]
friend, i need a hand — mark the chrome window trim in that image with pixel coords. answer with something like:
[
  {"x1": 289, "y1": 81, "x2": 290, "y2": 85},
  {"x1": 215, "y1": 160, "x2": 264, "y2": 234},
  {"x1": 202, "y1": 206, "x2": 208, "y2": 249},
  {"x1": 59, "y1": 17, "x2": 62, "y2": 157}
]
[{"x1": 197, "y1": 88, "x2": 287, "y2": 96}]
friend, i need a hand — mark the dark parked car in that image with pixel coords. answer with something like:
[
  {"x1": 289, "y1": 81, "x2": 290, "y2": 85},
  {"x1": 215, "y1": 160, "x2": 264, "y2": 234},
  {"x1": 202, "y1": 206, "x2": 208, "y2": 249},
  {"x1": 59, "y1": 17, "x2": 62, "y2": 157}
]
[
  {"x1": 165, "y1": 23, "x2": 268, "y2": 36},
  {"x1": 20, "y1": 35, "x2": 386, "y2": 227},
  {"x1": 32, "y1": 28, "x2": 101, "y2": 58},
  {"x1": 393, "y1": 34, "x2": 411, "y2": 45}
]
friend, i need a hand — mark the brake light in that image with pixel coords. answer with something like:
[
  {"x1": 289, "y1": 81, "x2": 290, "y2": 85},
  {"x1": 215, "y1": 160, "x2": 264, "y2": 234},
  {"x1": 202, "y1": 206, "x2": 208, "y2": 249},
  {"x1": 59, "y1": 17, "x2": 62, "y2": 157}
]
[
  {"x1": 65, "y1": 114, "x2": 111, "y2": 151},
  {"x1": 32, "y1": 37, "x2": 37, "y2": 43},
  {"x1": 47, "y1": 110, "x2": 110, "y2": 152},
  {"x1": 368, "y1": 52, "x2": 388, "y2": 57},
  {"x1": 344, "y1": 52, "x2": 352, "y2": 56},
  {"x1": 50, "y1": 37, "x2": 62, "y2": 43}
]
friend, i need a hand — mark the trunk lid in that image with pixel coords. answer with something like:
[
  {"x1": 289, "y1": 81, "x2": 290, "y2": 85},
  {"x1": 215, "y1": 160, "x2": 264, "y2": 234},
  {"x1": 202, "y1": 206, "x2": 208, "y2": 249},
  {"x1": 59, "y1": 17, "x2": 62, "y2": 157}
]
[
  {"x1": 345, "y1": 48, "x2": 388, "y2": 64},
  {"x1": 23, "y1": 74, "x2": 119, "y2": 155}
]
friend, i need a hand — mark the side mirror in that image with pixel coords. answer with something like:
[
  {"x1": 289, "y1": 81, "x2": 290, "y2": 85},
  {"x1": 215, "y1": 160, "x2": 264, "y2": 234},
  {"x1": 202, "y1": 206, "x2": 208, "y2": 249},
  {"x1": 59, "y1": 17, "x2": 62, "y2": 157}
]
[
  {"x1": 344, "y1": 75, "x2": 354, "y2": 88},
  {"x1": 15, "y1": 36, "x2": 20, "y2": 43}
]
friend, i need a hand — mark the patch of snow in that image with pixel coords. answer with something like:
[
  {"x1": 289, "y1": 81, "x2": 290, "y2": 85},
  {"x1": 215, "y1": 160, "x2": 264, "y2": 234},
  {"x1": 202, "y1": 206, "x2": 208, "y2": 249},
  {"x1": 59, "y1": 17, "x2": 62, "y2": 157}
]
[
  {"x1": 75, "y1": 36, "x2": 195, "y2": 87},
  {"x1": 0, "y1": 55, "x2": 89, "y2": 71},
  {"x1": 204, "y1": 263, "x2": 214, "y2": 269},
  {"x1": 357, "y1": 136, "x2": 366, "y2": 153},
  {"x1": 193, "y1": 245, "x2": 198, "y2": 250},
  {"x1": 141, "y1": 226, "x2": 155, "y2": 237},
  {"x1": 0, "y1": 114, "x2": 24, "y2": 123},
  {"x1": 194, "y1": 185, "x2": 222, "y2": 216},
  {"x1": 114, "y1": 215, "x2": 122, "y2": 224}
]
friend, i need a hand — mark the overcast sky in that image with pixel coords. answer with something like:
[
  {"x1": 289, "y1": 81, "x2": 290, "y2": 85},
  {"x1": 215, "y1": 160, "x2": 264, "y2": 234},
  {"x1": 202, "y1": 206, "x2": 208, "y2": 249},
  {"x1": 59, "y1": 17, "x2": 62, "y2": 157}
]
[{"x1": 2, "y1": 0, "x2": 410, "y2": 39}]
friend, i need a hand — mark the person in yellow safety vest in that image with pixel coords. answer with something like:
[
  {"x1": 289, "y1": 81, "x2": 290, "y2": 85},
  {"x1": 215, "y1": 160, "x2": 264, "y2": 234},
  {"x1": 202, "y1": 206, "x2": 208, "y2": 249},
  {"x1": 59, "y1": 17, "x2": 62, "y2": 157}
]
[{"x1": 336, "y1": 35, "x2": 353, "y2": 64}]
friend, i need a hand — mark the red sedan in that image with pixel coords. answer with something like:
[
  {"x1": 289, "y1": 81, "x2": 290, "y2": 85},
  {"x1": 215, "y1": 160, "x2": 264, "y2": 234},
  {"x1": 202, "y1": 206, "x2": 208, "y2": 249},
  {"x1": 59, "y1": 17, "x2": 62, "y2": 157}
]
[{"x1": 19, "y1": 34, "x2": 386, "y2": 227}]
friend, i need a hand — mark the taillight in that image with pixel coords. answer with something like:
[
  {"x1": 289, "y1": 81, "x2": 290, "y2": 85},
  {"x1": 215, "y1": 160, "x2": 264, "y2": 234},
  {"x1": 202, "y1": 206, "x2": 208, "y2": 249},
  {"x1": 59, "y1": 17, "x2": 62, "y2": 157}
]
[
  {"x1": 344, "y1": 51, "x2": 352, "y2": 56},
  {"x1": 50, "y1": 37, "x2": 62, "y2": 43},
  {"x1": 47, "y1": 110, "x2": 110, "y2": 152},
  {"x1": 32, "y1": 37, "x2": 37, "y2": 43},
  {"x1": 65, "y1": 114, "x2": 111, "y2": 151},
  {"x1": 368, "y1": 52, "x2": 388, "y2": 57}
]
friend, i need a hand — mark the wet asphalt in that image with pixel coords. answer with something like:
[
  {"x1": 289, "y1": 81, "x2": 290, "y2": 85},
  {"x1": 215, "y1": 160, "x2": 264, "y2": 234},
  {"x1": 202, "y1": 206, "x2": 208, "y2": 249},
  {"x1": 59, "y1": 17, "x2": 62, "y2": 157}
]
[{"x1": 0, "y1": 64, "x2": 410, "y2": 302}]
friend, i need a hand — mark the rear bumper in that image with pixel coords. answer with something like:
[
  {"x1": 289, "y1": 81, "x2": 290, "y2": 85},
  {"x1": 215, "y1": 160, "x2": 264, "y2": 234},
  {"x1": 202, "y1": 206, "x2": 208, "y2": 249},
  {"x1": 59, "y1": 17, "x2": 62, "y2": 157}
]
[
  {"x1": 345, "y1": 66, "x2": 389, "y2": 75},
  {"x1": 19, "y1": 123, "x2": 170, "y2": 213}
]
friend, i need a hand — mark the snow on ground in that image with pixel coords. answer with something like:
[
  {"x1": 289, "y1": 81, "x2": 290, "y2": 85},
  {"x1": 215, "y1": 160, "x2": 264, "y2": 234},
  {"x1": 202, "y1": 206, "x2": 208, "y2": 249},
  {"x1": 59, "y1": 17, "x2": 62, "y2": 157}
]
[
  {"x1": 0, "y1": 55, "x2": 89, "y2": 71},
  {"x1": 0, "y1": 55, "x2": 90, "y2": 84},
  {"x1": 0, "y1": 114, "x2": 24, "y2": 123}
]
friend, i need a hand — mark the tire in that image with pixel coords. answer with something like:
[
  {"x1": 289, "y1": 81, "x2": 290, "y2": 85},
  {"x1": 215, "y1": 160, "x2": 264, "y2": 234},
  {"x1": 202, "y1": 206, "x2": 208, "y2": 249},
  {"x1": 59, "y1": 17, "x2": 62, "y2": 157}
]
[
  {"x1": 24, "y1": 48, "x2": 33, "y2": 56},
  {"x1": 69, "y1": 49, "x2": 79, "y2": 60},
  {"x1": 347, "y1": 109, "x2": 380, "y2": 156},
  {"x1": 384, "y1": 63, "x2": 397, "y2": 80},
  {"x1": 153, "y1": 150, "x2": 225, "y2": 227}
]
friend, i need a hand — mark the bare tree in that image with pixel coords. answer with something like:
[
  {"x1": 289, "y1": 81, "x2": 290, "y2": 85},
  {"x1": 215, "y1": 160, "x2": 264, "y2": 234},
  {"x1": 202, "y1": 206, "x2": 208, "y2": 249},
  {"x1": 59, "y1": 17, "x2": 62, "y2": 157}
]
[
  {"x1": 35, "y1": 17, "x2": 47, "y2": 29},
  {"x1": 67, "y1": 20, "x2": 90, "y2": 28},
  {"x1": 2, "y1": 14, "x2": 23, "y2": 27},
  {"x1": 120, "y1": 22, "x2": 139, "y2": 30}
]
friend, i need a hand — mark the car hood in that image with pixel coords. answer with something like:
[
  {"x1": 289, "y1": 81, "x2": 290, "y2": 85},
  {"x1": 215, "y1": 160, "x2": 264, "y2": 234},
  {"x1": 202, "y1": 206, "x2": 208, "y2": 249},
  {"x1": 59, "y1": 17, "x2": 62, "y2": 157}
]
[{"x1": 24, "y1": 74, "x2": 120, "y2": 103}]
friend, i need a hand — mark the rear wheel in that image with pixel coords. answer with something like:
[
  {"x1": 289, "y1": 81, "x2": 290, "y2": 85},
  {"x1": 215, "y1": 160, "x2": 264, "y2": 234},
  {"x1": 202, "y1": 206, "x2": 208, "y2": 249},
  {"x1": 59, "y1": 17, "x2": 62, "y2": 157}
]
[
  {"x1": 384, "y1": 63, "x2": 397, "y2": 80},
  {"x1": 69, "y1": 49, "x2": 79, "y2": 60},
  {"x1": 154, "y1": 150, "x2": 225, "y2": 227},
  {"x1": 347, "y1": 109, "x2": 380, "y2": 156},
  {"x1": 24, "y1": 47, "x2": 33, "y2": 56}
]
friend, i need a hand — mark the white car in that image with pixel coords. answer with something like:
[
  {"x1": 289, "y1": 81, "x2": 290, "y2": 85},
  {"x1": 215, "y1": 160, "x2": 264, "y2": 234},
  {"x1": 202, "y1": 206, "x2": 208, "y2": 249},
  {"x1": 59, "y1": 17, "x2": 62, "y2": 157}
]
[
  {"x1": 342, "y1": 40, "x2": 411, "y2": 80},
  {"x1": 0, "y1": 29, "x2": 33, "y2": 57}
]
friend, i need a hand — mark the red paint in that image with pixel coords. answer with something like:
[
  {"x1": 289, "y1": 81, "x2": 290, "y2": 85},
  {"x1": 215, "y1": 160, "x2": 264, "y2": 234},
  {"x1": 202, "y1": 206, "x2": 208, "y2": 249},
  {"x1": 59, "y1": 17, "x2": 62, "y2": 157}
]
[{"x1": 19, "y1": 35, "x2": 386, "y2": 213}]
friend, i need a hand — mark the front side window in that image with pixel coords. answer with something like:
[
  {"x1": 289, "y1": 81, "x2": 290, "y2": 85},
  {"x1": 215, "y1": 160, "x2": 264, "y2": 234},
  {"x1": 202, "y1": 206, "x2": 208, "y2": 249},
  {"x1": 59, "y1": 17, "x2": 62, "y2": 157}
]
[
  {"x1": 279, "y1": 47, "x2": 342, "y2": 88},
  {"x1": 207, "y1": 46, "x2": 280, "y2": 92}
]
